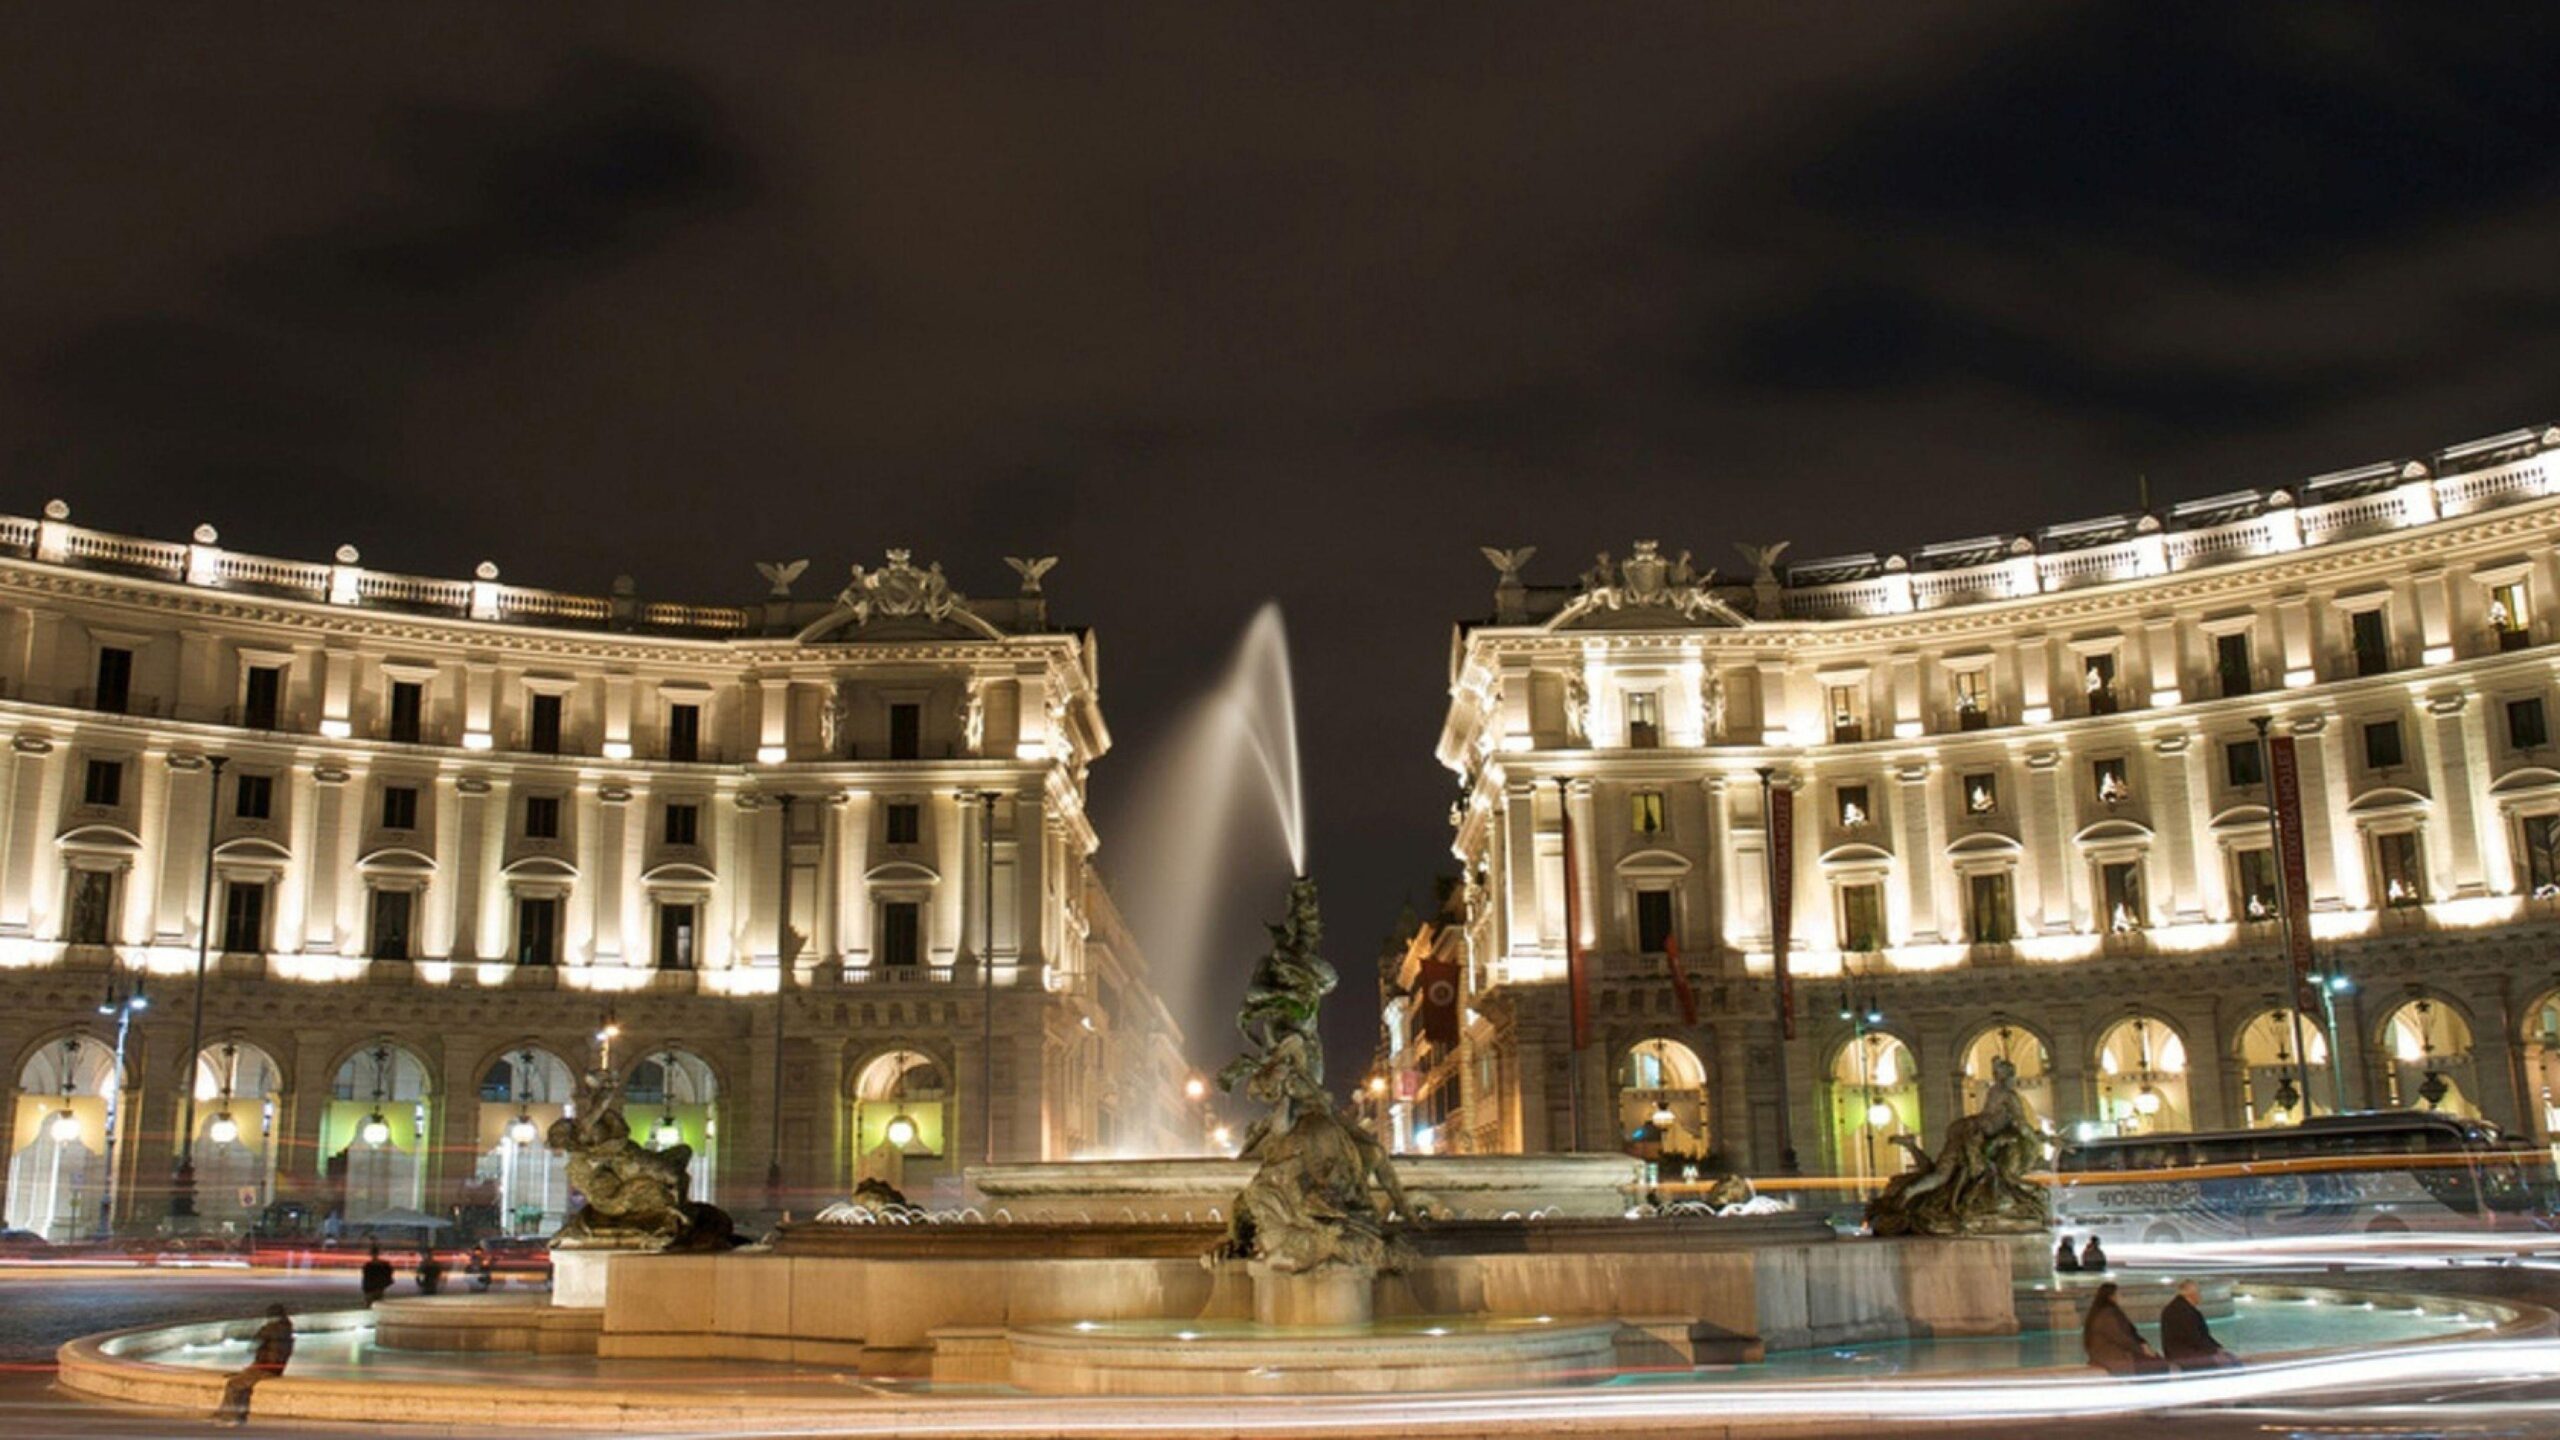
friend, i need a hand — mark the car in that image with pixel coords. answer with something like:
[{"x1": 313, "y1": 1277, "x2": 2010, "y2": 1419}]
[{"x1": 0, "y1": 1229, "x2": 50, "y2": 1255}]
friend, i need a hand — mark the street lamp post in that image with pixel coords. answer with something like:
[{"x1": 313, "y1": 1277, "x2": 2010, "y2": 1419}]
[
  {"x1": 763, "y1": 794, "x2": 796, "y2": 1218},
  {"x1": 172, "y1": 754, "x2": 227, "y2": 1221},
  {"x1": 978, "y1": 789, "x2": 998, "y2": 1166}
]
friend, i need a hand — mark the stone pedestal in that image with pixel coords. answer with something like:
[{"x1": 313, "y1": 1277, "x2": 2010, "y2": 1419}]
[
  {"x1": 550, "y1": 1241, "x2": 659, "y2": 1309},
  {"x1": 1249, "y1": 1262, "x2": 1374, "y2": 1328},
  {"x1": 2003, "y1": 1230, "x2": 2058, "y2": 1285}
]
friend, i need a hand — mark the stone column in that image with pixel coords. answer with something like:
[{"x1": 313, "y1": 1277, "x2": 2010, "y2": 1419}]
[
  {"x1": 0, "y1": 741, "x2": 56, "y2": 935},
  {"x1": 2149, "y1": 731, "x2": 2202, "y2": 923},
  {"x1": 2021, "y1": 749, "x2": 2070, "y2": 932},
  {"x1": 2420, "y1": 690, "x2": 2488, "y2": 897},
  {"x1": 1894, "y1": 762, "x2": 1938, "y2": 941}
]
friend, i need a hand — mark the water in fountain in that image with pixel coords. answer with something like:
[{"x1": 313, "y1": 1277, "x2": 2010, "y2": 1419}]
[{"x1": 1114, "y1": 602, "x2": 1307, "y2": 1045}]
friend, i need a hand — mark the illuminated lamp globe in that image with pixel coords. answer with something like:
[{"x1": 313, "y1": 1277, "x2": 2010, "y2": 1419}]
[
  {"x1": 1866, "y1": 1100, "x2": 1896, "y2": 1129},
  {"x1": 1184, "y1": 1076, "x2": 1208, "y2": 1102},
  {"x1": 361, "y1": 1112, "x2": 392, "y2": 1146},
  {"x1": 1649, "y1": 1101, "x2": 1677, "y2": 1129},
  {"x1": 884, "y1": 1113, "x2": 919, "y2": 1149},
  {"x1": 507, "y1": 1114, "x2": 538, "y2": 1146},
  {"x1": 2132, "y1": 1086, "x2": 2162, "y2": 1116},
  {"x1": 207, "y1": 1112, "x2": 240, "y2": 1145},
  {"x1": 652, "y1": 1115, "x2": 682, "y2": 1148},
  {"x1": 49, "y1": 1109, "x2": 80, "y2": 1143}
]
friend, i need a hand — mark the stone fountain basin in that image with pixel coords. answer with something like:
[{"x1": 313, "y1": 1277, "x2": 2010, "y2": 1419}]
[
  {"x1": 963, "y1": 1152, "x2": 1648, "y2": 1221},
  {"x1": 1001, "y1": 1315, "x2": 1623, "y2": 1395}
]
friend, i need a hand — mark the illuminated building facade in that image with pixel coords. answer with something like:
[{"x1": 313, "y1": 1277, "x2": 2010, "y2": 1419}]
[
  {"x1": 1436, "y1": 426, "x2": 2560, "y2": 1180},
  {"x1": 0, "y1": 504, "x2": 1190, "y2": 1238}
]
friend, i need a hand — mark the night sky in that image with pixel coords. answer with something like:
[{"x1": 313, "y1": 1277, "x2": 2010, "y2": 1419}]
[{"x1": 9, "y1": 5, "x2": 2560, "y2": 1083}]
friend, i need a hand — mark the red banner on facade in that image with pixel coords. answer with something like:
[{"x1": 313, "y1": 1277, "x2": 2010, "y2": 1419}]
[
  {"x1": 1768, "y1": 783, "x2": 1796, "y2": 1040},
  {"x1": 1418, "y1": 955, "x2": 1461, "y2": 1048},
  {"x1": 1664, "y1": 930, "x2": 1698, "y2": 1027},
  {"x1": 2267, "y1": 735, "x2": 2320, "y2": 1012},
  {"x1": 1562, "y1": 787, "x2": 1590, "y2": 1051}
]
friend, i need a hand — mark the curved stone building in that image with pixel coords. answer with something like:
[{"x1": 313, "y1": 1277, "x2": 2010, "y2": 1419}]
[
  {"x1": 1431, "y1": 426, "x2": 2560, "y2": 1183},
  {"x1": 0, "y1": 506, "x2": 1190, "y2": 1239}
]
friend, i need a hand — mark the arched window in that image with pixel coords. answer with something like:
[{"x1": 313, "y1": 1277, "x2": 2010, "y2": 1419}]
[
  {"x1": 2379, "y1": 997, "x2": 2480, "y2": 1118},
  {"x1": 1617, "y1": 1038, "x2": 1710, "y2": 1173},
  {"x1": 8, "y1": 1036, "x2": 119, "y2": 1241},
  {"x1": 2093, "y1": 1017, "x2": 2190, "y2": 1135},
  {"x1": 2233, "y1": 1009, "x2": 2329, "y2": 1128},
  {"x1": 850, "y1": 1050, "x2": 949, "y2": 1193},
  {"x1": 188, "y1": 1041, "x2": 285, "y2": 1228},
  {"x1": 1829, "y1": 1032, "x2": 1919, "y2": 1185},
  {"x1": 326, "y1": 1042, "x2": 432, "y2": 1222},
  {"x1": 625, "y1": 1049, "x2": 720, "y2": 1204}
]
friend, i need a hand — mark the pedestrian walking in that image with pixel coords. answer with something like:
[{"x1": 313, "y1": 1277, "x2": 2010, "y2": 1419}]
[
  {"x1": 416, "y1": 1248, "x2": 445, "y2": 1295},
  {"x1": 467, "y1": 1244, "x2": 494, "y2": 1293},
  {"x1": 213, "y1": 1304, "x2": 294, "y2": 1426},
  {"x1": 2081, "y1": 1281, "x2": 2166, "y2": 1376},
  {"x1": 359, "y1": 1242, "x2": 393, "y2": 1305},
  {"x1": 2160, "y1": 1279, "x2": 2243, "y2": 1370}
]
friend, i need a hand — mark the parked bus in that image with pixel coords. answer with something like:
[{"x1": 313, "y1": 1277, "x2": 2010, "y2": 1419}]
[{"x1": 2053, "y1": 1110, "x2": 2557, "y2": 1245}]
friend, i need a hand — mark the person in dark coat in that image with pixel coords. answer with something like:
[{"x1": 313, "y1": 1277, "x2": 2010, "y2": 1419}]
[
  {"x1": 467, "y1": 1244, "x2": 494, "y2": 1293},
  {"x1": 2079, "y1": 1234, "x2": 2110, "y2": 1271},
  {"x1": 2082, "y1": 1282, "x2": 2166, "y2": 1376},
  {"x1": 2054, "y1": 1235, "x2": 2082, "y2": 1273},
  {"x1": 2160, "y1": 1279, "x2": 2242, "y2": 1369},
  {"x1": 214, "y1": 1304, "x2": 294, "y2": 1425},
  {"x1": 359, "y1": 1242, "x2": 394, "y2": 1305},
  {"x1": 415, "y1": 1248, "x2": 446, "y2": 1295}
]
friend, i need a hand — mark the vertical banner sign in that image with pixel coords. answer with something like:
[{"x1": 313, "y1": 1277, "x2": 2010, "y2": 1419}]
[
  {"x1": 1768, "y1": 783, "x2": 1797, "y2": 1040},
  {"x1": 1562, "y1": 787, "x2": 1591, "y2": 1051},
  {"x1": 1418, "y1": 955, "x2": 1462, "y2": 1048},
  {"x1": 2267, "y1": 735, "x2": 2319, "y2": 1012}
]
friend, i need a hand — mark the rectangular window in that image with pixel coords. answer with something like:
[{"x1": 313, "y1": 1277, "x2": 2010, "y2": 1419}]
[
  {"x1": 2373, "y1": 830, "x2": 2425, "y2": 906},
  {"x1": 2363, "y1": 718, "x2": 2404, "y2": 770},
  {"x1": 369, "y1": 889, "x2": 414, "y2": 961},
  {"x1": 2351, "y1": 609, "x2": 2390, "y2": 677},
  {"x1": 527, "y1": 693, "x2": 563, "y2": 754},
  {"x1": 387, "y1": 679, "x2": 424, "y2": 744},
  {"x1": 656, "y1": 903, "x2": 697, "y2": 970},
  {"x1": 2490, "y1": 579, "x2": 2532, "y2": 647},
  {"x1": 2233, "y1": 847, "x2": 2280, "y2": 920},
  {"x1": 515, "y1": 897, "x2": 560, "y2": 965},
  {"x1": 879, "y1": 901, "x2": 921, "y2": 967},
  {"x1": 1952, "y1": 669, "x2": 1990, "y2": 729},
  {"x1": 666, "y1": 703, "x2": 700, "y2": 762},
  {"x1": 2518, "y1": 813, "x2": 2560, "y2": 896},
  {"x1": 234, "y1": 773, "x2": 273, "y2": 820},
  {"x1": 1960, "y1": 771, "x2": 1999, "y2": 815},
  {"x1": 1635, "y1": 888, "x2": 1674, "y2": 953},
  {"x1": 1836, "y1": 783, "x2": 1872, "y2": 827},
  {"x1": 64, "y1": 869, "x2": 115, "y2": 945},
  {"x1": 2082, "y1": 652, "x2": 2119, "y2": 715},
  {"x1": 221, "y1": 881, "x2": 267, "y2": 953},
  {"x1": 380, "y1": 786, "x2": 418, "y2": 831},
  {"x1": 1826, "y1": 684, "x2": 1865, "y2": 743},
  {"x1": 242, "y1": 665, "x2": 282, "y2": 729},
  {"x1": 82, "y1": 758, "x2": 122, "y2": 807},
  {"x1": 2091, "y1": 757, "x2": 2129, "y2": 803},
  {"x1": 1625, "y1": 691, "x2": 1661, "y2": 749},
  {"x1": 1630, "y1": 790, "x2": 1665, "y2": 835},
  {"x1": 2224, "y1": 738, "x2": 2263, "y2": 789},
  {"x1": 524, "y1": 796, "x2": 561, "y2": 840},
  {"x1": 93, "y1": 647, "x2": 132, "y2": 713},
  {"x1": 885, "y1": 802, "x2": 921, "y2": 845},
  {"x1": 2214, "y1": 632, "x2": 2252, "y2": 697},
  {"x1": 663, "y1": 803, "x2": 699, "y2": 847},
  {"x1": 1967, "y1": 871, "x2": 2014, "y2": 943},
  {"x1": 888, "y1": 703, "x2": 921, "y2": 760},
  {"x1": 2510, "y1": 697, "x2": 2549, "y2": 750},
  {"x1": 1838, "y1": 881, "x2": 1885, "y2": 952},
  {"x1": 2100, "y1": 860, "x2": 2144, "y2": 930}
]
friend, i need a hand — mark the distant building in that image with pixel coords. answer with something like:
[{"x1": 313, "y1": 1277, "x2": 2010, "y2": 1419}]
[
  {"x1": 0, "y1": 504, "x2": 1189, "y2": 1238},
  {"x1": 1435, "y1": 426, "x2": 2560, "y2": 1182}
]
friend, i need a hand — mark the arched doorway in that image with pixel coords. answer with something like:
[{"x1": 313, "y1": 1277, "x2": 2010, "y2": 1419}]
[
  {"x1": 325, "y1": 1042, "x2": 431, "y2": 1224},
  {"x1": 626, "y1": 1050, "x2": 719, "y2": 1204},
  {"x1": 474, "y1": 1048, "x2": 574, "y2": 1234},
  {"x1": 2094, "y1": 1016, "x2": 2190, "y2": 1135},
  {"x1": 2379, "y1": 996, "x2": 2481, "y2": 1117},
  {"x1": 1618, "y1": 1038, "x2": 1711, "y2": 1175},
  {"x1": 1828, "y1": 1032, "x2": 1919, "y2": 1188},
  {"x1": 2525, "y1": 990, "x2": 2560, "y2": 1152},
  {"x1": 1960, "y1": 1023, "x2": 2052, "y2": 1130},
  {"x1": 189, "y1": 1041, "x2": 284, "y2": 1232},
  {"x1": 2233, "y1": 1009, "x2": 2330, "y2": 1127},
  {"x1": 851, "y1": 1050, "x2": 949, "y2": 1194},
  {"x1": 7, "y1": 1036, "x2": 118, "y2": 1241}
]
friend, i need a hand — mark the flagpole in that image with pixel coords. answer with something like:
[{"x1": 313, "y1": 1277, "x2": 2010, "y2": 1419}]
[
  {"x1": 1557, "y1": 777, "x2": 1582, "y2": 1152},
  {"x1": 1761, "y1": 767, "x2": 1800, "y2": 1175}
]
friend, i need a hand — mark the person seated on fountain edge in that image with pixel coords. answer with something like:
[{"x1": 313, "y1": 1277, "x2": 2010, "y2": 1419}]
[
  {"x1": 2160, "y1": 1279, "x2": 2243, "y2": 1370},
  {"x1": 2054, "y1": 1235, "x2": 2082, "y2": 1273}
]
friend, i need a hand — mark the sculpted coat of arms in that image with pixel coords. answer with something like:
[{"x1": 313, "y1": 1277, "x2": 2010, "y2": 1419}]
[{"x1": 837, "y1": 549, "x2": 967, "y2": 625}]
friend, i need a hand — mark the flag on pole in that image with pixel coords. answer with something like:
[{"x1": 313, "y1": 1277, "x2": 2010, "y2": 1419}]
[
  {"x1": 1562, "y1": 790, "x2": 1590, "y2": 1052},
  {"x1": 1418, "y1": 954, "x2": 1461, "y2": 1048},
  {"x1": 1664, "y1": 928, "x2": 1698, "y2": 1027},
  {"x1": 1768, "y1": 782, "x2": 1797, "y2": 1040}
]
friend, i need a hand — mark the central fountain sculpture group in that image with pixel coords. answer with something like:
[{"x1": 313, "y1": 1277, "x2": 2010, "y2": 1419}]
[
  {"x1": 1210, "y1": 877, "x2": 1416, "y2": 1277},
  {"x1": 1862, "y1": 1056, "x2": 2051, "y2": 1237}
]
